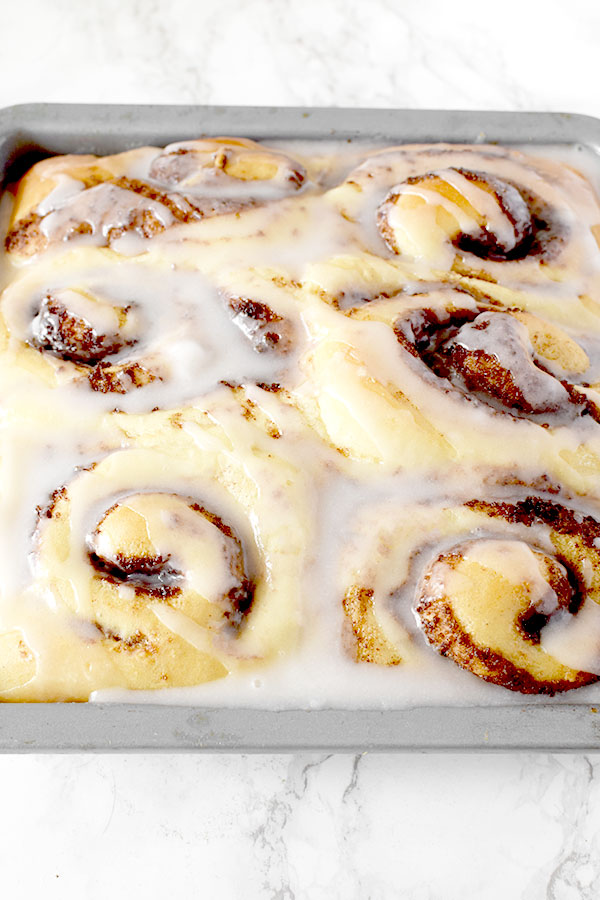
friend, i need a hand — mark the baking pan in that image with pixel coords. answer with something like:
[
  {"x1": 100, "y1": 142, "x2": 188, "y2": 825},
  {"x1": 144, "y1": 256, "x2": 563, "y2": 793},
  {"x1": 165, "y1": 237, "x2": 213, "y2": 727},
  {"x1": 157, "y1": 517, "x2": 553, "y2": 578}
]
[{"x1": 2, "y1": 103, "x2": 600, "y2": 752}]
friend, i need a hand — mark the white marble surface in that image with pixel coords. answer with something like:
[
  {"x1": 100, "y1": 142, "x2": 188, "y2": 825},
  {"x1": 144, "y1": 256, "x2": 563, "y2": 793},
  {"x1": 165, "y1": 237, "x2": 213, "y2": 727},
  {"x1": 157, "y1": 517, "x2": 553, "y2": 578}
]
[
  {"x1": 1, "y1": 1, "x2": 600, "y2": 897},
  {"x1": 2, "y1": 752, "x2": 600, "y2": 898}
]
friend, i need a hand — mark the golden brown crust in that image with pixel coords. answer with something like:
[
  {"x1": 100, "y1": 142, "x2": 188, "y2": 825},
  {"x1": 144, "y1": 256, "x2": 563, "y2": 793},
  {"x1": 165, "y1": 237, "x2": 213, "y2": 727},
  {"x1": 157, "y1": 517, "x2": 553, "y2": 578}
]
[
  {"x1": 415, "y1": 583, "x2": 596, "y2": 695},
  {"x1": 342, "y1": 586, "x2": 402, "y2": 665}
]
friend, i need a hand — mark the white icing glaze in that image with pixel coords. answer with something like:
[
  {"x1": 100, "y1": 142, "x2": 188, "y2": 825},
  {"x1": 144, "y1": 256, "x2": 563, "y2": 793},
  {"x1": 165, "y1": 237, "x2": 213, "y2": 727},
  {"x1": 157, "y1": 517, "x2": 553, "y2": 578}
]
[
  {"x1": 89, "y1": 493, "x2": 242, "y2": 601},
  {"x1": 0, "y1": 139, "x2": 600, "y2": 704},
  {"x1": 541, "y1": 599, "x2": 600, "y2": 675},
  {"x1": 336, "y1": 142, "x2": 600, "y2": 288},
  {"x1": 451, "y1": 539, "x2": 561, "y2": 615},
  {"x1": 450, "y1": 312, "x2": 570, "y2": 412},
  {"x1": 149, "y1": 140, "x2": 308, "y2": 200},
  {"x1": 437, "y1": 168, "x2": 530, "y2": 249},
  {"x1": 1, "y1": 257, "x2": 305, "y2": 413},
  {"x1": 387, "y1": 167, "x2": 527, "y2": 254},
  {"x1": 36, "y1": 175, "x2": 85, "y2": 216},
  {"x1": 39, "y1": 182, "x2": 176, "y2": 245}
]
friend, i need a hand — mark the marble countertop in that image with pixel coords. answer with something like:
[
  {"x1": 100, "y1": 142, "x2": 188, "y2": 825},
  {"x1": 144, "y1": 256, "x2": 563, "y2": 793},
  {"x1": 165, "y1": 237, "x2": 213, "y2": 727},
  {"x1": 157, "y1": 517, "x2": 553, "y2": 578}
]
[
  {"x1": 1, "y1": 0, "x2": 600, "y2": 897},
  {"x1": 3, "y1": 752, "x2": 599, "y2": 898}
]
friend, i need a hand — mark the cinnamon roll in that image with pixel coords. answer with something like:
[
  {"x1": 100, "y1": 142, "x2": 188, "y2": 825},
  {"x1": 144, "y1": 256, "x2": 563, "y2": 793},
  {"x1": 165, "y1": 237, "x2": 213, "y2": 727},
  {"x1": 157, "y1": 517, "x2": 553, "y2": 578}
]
[
  {"x1": 5, "y1": 138, "x2": 307, "y2": 260},
  {"x1": 0, "y1": 248, "x2": 301, "y2": 404},
  {"x1": 341, "y1": 492, "x2": 600, "y2": 694},
  {"x1": 36, "y1": 485, "x2": 241, "y2": 692},
  {"x1": 330, "y1": 144, "x2": 600, "y2": 290},
  {"x1": 294, "y1": 286, "x2": 600, "y2": 497},
  {"x1": 0, "y1": 395, "x2": 309, "y2": 700},
  {"x1": 392, "y1": 301, "x2": 596, "y2": 425}
]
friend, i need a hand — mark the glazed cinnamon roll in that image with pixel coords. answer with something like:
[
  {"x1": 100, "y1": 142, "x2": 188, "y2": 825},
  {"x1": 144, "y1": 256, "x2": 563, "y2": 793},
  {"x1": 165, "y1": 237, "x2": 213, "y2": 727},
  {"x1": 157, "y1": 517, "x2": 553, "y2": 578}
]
[
  {"x1": 0, "y1": 395, "x2": 310, "y2": 700},
  {"x1": 341, "y1": 492, "x2": 600, "y2": 694},
  {"x1": 36, "y1": 481, "x2": 248, "y2": 691},
  {"x1": 330, "y1": 144, "x2": 600, "y2": 292},
  {"x1": 294, "y1": 286, "x2": 600, "y2": 497},
  {"x1": 0, "y1": 249, "x2": 299, "y2": 403},
  {"x1": 5, "y1": 138, "x2": 307, "y2": 260}
]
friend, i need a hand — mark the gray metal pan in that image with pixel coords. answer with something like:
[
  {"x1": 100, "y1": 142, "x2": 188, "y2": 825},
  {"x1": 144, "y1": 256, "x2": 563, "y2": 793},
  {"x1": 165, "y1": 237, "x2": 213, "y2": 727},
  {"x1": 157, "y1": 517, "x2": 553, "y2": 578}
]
[{"x1": 2, "y1": 103, "x2": 600, "y2": 752}]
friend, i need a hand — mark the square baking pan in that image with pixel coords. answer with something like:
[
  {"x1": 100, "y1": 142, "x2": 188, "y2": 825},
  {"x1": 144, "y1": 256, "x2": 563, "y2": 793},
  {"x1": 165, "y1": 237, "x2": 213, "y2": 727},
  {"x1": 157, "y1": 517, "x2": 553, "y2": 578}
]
[{"x1": 2, "y1": 102, "x2": 600, "y2": 752}]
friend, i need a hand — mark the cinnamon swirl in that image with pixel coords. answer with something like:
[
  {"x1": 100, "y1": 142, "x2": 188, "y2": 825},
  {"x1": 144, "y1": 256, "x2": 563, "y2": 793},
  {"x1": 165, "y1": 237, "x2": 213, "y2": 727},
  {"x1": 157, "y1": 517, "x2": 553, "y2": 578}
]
[{"x1": 0, "y1": 248, "x2": 304, "y2": 406}]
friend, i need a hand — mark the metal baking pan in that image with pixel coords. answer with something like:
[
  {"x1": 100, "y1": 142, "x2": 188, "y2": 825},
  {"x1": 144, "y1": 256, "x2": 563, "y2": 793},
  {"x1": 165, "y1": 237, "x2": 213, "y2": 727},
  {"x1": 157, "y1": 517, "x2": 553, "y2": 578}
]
[{"x1": 2, "y1": 103, "x2": 600, "y2": 752}]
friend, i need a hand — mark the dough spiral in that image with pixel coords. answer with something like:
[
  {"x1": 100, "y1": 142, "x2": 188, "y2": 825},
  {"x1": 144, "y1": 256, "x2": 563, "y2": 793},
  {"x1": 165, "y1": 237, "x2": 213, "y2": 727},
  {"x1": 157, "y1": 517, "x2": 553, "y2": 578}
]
[
  {"x1": 0, "y1": 396, "x2": 310, "y2": 699},
  {"x1": 293, "y1": 284, "x2": 600, "y2": 499},
  {"x1": 0, "y1": 247, "x2": 301, "y2": 403},
  {"x1": 341, "y1": 491, "x2": 600, "y2": 694},
  {"x1": 331, "y1": 144, "x2": 600, "y2": 288}
]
